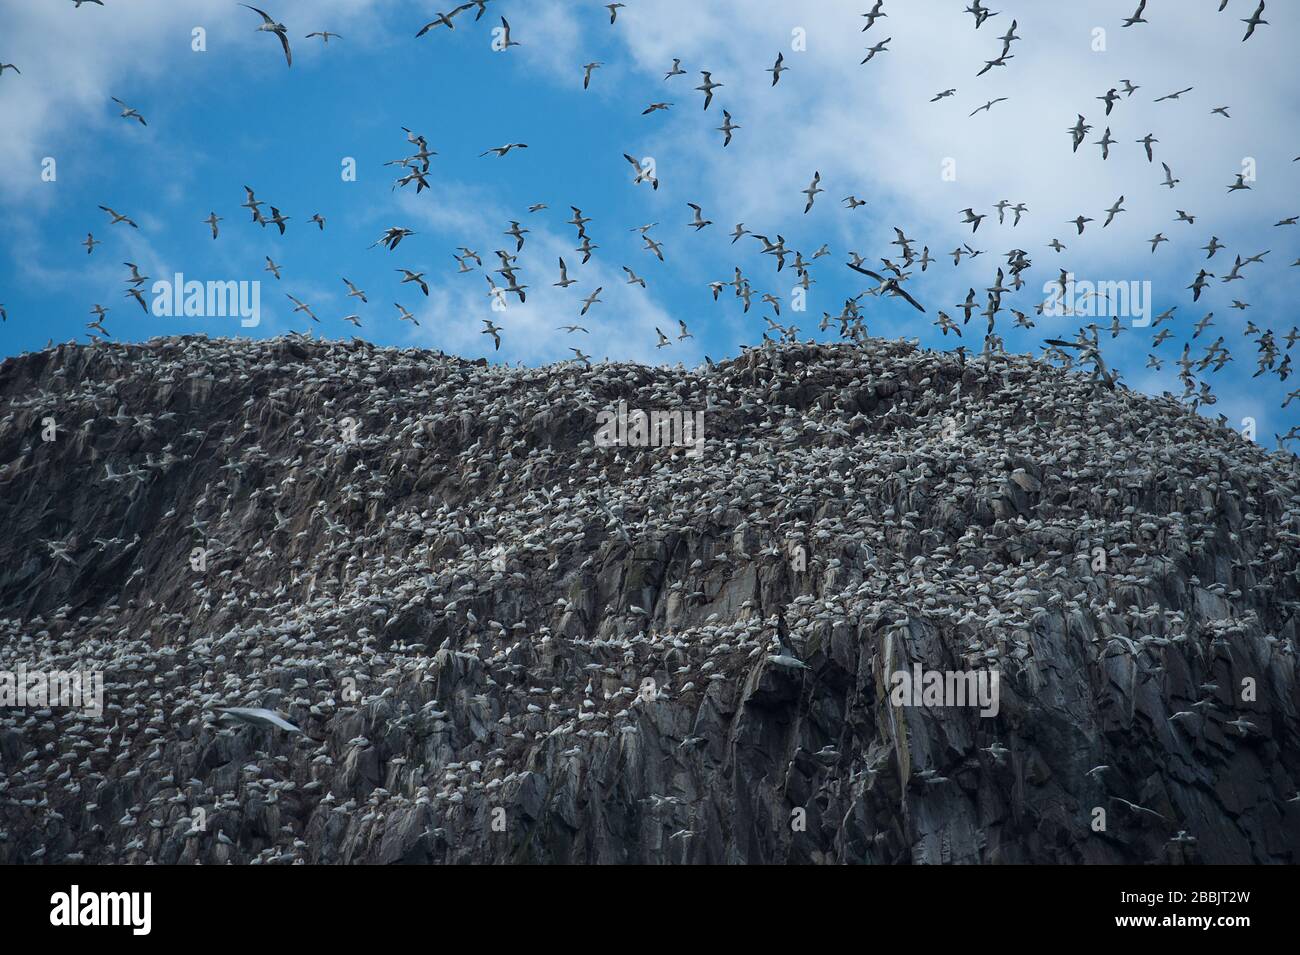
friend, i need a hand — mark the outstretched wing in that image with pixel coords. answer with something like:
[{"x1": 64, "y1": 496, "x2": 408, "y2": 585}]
[
  {"x1": 846, "y1": 262, "x2": 885, "y2": 283},
  {"x1": 894, "y1": 285, "x2": 926, "y2": 313},
  {"x1": 241, "y1": 4, "x2": 275, "y2": 25}
]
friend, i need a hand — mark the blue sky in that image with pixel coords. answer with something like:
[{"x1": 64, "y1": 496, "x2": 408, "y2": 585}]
[{"x1": 1, "y1": 0, "x2": 1297, "y2": 448}]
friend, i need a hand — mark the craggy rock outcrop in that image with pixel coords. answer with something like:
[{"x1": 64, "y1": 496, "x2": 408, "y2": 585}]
[{"x1": 0, "y1": 335, "x2": 1297, "y2": 864}]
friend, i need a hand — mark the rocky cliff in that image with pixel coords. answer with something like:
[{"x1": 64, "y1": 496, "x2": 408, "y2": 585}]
[{"x1": 0, "y1": 335, "x2": 1297, "y2": 864}]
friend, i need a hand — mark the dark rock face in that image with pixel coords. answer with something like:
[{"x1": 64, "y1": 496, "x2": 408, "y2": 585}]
[{"x1": 0, "y1": 335, "x2": 1297, "y2": 864}]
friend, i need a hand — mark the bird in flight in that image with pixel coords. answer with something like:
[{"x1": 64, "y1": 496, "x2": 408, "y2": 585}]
[
  {"x1": 1241, "y1": 1, "x2": 1267, "y2": 41},
  {"x1": 241, "y1": 5, "x2": 292, "y2": 67},
  {"x1": 1137, "y1": 132, "x2": 1157, "y2": 161},
  {"x1": 286, "y1": 293, "x2": 319, "y2": 323},
  {"x1": 553, "y1": 258, "x2": 577, "y2": 289},
  {"x1": 1189, "y1": 269, "x2": 1214, "y2": 301},
  {"x1": 623, "y1": 152, "x2": 658, "y2": 189},
  {"x1": 687, "y1": 203, "x2": 713, "y2": 230},
  {"x1": 393, "y1": 166, "x2": 431, "y2": 193},
  {"x1": 371, "y1": 226, "x2": 415, "y2": 251},
  {"x1": 123, "y1": 262, "x2": 149, "y2": 287},
  {"x1": 977, "y1": 54, "x2": 1012, "y2": 77},
  {"x1": 505, "y1": 220, "x2": 528, "y2": 251},
  {"x1": 803, "y1": 172, "x2": 823, "y2": 213},
  {"x1": 342, "y1": 278, "x2": 367, "y2": 303},
  {"x1": 965, "y1": 1, "x2": 999, "y2": 29},
  {"x1": 970, "y1": 97, "x2": 1008, "y2": 116},
  {"x1": 111, "y1": 97, "x2": 146, "y2": 126},
  {"x1": 1110, "y1": 797, "x2": 1167, "y2": 821},
  {"x1": 847, "y1": 262, "x2": 926, "y2": 313},
  {"x1": 717, "y1": 110, "x2": 739, "y2": 146},
  {"x1": 861, "y1": 1, "x2": 887, "y2": 31},
  {"x1": 203, "y1": 212, "x2": 221, "y2": 239},
  {"x1": 87, "y1": 307, "x2": 110, "y2": 338},
  {"x1": 1122, "y1": 0, "x2": 1148, "y2": 27},
  {"x1": 416, "y1": 8, "x2": 467, "y2": 36},
  {"x1": 98, "y1": 205, "x2": 138, "y2": 228},
  {"x1": 305, "y1": 31, "x2": 341, "y2": 44},
  {"x1": 1095, "y1": 127, "x2": 1115, "y2": 159},
  {"x1": 861, "y1": 38, "x2": 891, "y2": 64},
  {"x1": 768, "y1": 52, "x2": 787, "y2": 86},
  {"x1": 263, "y1": 206, "x2": 289, "y2": 234},
  {"x1": 498, "y1": 17, "x2": 520, "y2": 50},
  {"x1": 481, "y1": 142, "x2": 528, "y2": 158},
  {"x1": 696, "y1": 71, "x2": 722, "y2": 110},
  {"x1": 397, "y1": 269, "x2": 429, "y2": 296},
  {"x1": 1103, "y1": 196, "x2": 1126, "y2": 227},
  {"x1": 241, "y1": 185, "x2": 264, "y2": 223},
  {"x1": 1069, "y1": 115, "x2": 1091, "y2": 152}
]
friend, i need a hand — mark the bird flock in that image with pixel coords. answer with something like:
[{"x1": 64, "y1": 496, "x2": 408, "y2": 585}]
[
  {"x1": 2, "y1": 333, "x2": 1298, "y2": 863},
  {"x1": 1, "y1": 1, "x2": 1297, "y2": 446}
]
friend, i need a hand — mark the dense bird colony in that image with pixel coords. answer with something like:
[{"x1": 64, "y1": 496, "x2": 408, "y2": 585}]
[{"x1": 0, "y1": 335, "x2": 1297, "y2": 863}]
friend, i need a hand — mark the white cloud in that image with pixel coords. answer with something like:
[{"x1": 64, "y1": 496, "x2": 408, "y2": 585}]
[
  {"x1": 580, "y1": 1, "x2": 1297, "y2": 255},
  {"x1": 0, "y1": 0, "x2": 388, "y2": 202}
]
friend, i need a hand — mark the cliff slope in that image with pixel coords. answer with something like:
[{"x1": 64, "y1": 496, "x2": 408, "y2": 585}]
[{"x1": 0, "y1": 335, "x2": 1298, "y2": 864}]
